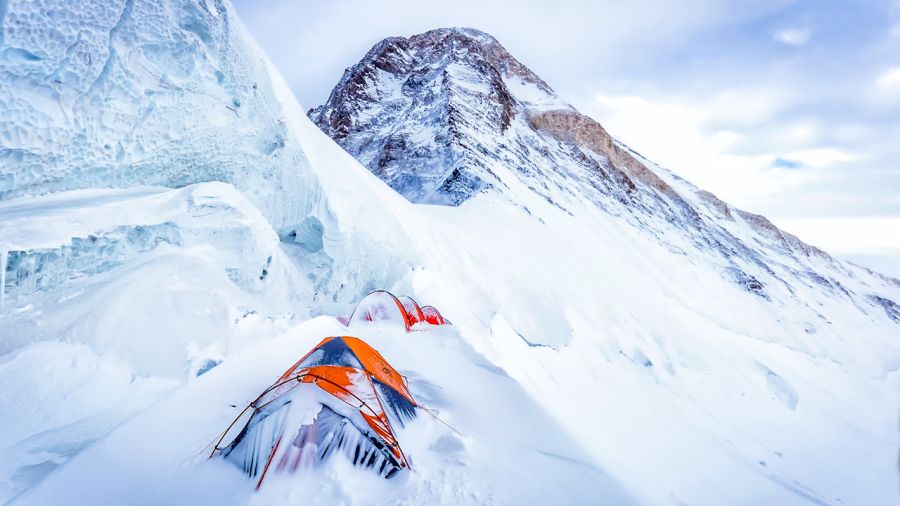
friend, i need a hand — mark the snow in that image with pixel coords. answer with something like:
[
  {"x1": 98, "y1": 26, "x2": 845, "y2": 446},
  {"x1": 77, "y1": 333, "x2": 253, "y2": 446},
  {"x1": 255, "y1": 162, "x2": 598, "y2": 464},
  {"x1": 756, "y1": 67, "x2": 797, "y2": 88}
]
[
  {"x1": 0, "y1": 183, "x2": 309, "y2": 500},
  {"x1": 15, "y1": 317, "x2": 635, "y2": 505},
  {"x1": 1, "y1": 2, "x2": 899, "y2": 505},
  {"x1": 401, "y1": 196, "x2": 900, "y2": 505},
  {"x1": 0, "y1": 341, "x2": 177, "y2": 501},
  {"x1": 0, "y1": 183, "x2": 295, "y2": 305},
  {"x1": 502, "y1": 75, "x2": 570, "y2": 111}
]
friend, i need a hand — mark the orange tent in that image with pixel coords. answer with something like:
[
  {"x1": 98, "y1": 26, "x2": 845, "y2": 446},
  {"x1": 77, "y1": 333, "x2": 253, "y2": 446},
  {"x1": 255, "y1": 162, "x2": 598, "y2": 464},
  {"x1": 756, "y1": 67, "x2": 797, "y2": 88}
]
[
  {"x1": 211, "y1": 336, "x2": 417, "y2": 487},
  {"x1": 344, "y1": 290, "x2": 449, "y2": 331}
]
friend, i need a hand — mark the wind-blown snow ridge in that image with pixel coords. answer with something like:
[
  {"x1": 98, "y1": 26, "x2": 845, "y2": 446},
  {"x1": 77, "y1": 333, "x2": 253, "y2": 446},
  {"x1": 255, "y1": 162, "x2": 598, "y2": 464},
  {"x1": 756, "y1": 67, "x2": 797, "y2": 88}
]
[{"x1": 309, "y1": 26, "x2": 899, "y2": 329}]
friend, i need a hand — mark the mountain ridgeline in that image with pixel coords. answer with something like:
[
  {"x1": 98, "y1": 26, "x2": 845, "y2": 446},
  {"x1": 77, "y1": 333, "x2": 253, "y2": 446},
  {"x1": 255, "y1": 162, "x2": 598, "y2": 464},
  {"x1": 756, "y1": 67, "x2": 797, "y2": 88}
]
[{"x1": 309, "y1": 27, "x2": 898, "y2": 321}]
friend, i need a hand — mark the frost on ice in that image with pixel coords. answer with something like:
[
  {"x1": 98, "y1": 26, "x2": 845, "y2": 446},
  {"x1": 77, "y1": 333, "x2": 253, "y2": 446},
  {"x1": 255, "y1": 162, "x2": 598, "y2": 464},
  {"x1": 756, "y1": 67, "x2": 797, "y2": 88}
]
[{"x1": 0, "y1": 0, "x2": 316, "y2": 233}]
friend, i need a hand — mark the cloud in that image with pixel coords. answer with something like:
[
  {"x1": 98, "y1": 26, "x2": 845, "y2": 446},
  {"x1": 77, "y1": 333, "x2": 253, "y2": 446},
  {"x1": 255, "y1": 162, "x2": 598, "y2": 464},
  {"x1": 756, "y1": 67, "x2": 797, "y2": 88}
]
[
  {"x1": 773, "y1": 217, "x2": 900, "y2": 251},
  {"x1": 772, "y1": 217, "x2": 900, "y2": 277},
  {"x1": 586, "y1": 91, "x2": 815, "y2": 204},
  {"x1": 781, "y1": 148, "x2": 855, "y2": 168},
  {"x1": 585, "y1": 87, "x2": 836, "y2": 194},
  {"x1": 876, "y1": 67, "x2": 900, "y2": 92},
  {"x1": 864, "y1": 67, "x2": 900, "y2": 106},
  {"x1": 231, "y1": 0, "x2": 790, "y2": 107},
  {"x1": 773, "y1": 28, "x2": 811, "y2": 45},
  {"x1": 586, "y1": 88, "x2": 897, "y2": 214},
  {"x1": 771, "y1": 157, "x2": 802, "y2": 169}
]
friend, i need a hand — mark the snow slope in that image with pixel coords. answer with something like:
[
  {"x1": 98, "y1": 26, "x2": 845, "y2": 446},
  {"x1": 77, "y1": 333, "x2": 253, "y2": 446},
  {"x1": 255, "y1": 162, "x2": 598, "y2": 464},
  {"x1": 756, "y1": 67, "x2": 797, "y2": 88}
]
[
  {"x1": 307, "y1": 27, "x2": 900, "y2": 505},
  {"x1": 16, "y1": 317, "x2": 635, "y2": 505},
  {"x1": 1, "y1": 4, "x2": 899, "y2": 506},
  {"x1": 309, "y1": 27, "x2": 900, "y2": 333},
  {"x1": 0, "y1": 182, "x2": 309, "y2": 500}
]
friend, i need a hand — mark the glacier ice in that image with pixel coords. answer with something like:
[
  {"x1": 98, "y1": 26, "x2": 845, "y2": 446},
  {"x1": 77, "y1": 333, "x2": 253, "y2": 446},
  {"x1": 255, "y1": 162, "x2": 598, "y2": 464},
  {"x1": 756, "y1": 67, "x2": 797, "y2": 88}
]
[
  {"x1": 0, "y1": 182, "x2": 316, "y2": 500},
  {"x1": 0, "y1": 0, "x2": 316, "y2": 233},
  {"x1": 3, "y1": 222, "x2": 181, "y2": 299},
  {"x1": 0, "y1": 183, "x2": 286, "y2": 307}
]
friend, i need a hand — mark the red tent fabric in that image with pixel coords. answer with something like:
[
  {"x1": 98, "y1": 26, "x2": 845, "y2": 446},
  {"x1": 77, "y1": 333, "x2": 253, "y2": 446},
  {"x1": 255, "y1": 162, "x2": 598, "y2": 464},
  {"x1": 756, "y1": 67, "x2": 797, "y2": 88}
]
[
  {"x1": 211, "y1": 336, "x2": 417, "y2": 487},
  {"x1": 342, "y1": 290, "x2": 450, "y2": 331},
  {"x1": 420, "y1": 305, "x2": 446, "y2": 325},
  {"x1": 396, "y1": 295, "x2": 426, "y2": 326}
]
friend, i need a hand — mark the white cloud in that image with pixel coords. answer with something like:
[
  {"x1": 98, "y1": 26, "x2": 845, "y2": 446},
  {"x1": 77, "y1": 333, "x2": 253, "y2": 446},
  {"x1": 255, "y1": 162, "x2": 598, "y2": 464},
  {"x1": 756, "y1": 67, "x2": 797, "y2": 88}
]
[
  {"x1": 840, "y1": 250, "x2": 900, "y2": 278},
  {"x1": 774, "y1": 28, "x2": 811, "y2": 45},
  {"x1": 585, "y1": 88, "x2": 899, "y2": 271},
  {"x1": 867, "y1": 66, "x2": 900, "y2": 105},
  {"x1": 233, "y1": 0, "x2": 789, "y2": 107},
  {"x1": 876, "y1": 67, "x2": 900, "y2": 90},
  {"x1": 586, "y1": 91, "x2": 812, "y2": 205},
  {"x1": 781, "y1": 148, "x2": 855, "y2": 168},
  {"x1": 773, "y1": 217, "x2": 900, "y2": 276}
]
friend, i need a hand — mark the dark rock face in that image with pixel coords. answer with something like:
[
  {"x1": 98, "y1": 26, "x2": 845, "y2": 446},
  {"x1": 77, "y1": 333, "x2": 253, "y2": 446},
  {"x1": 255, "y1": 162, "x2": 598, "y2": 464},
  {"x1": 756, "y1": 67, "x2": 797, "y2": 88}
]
[
  {"x1": 308, "y1": 27, "x2": 698, "y2": 215},
  {"x1": 869, "y1": 295, "x2": 900, "y2": 323},
  {"x1": 309, "y1": 28, "x2": 551, "y2": 205},
  {"x1": 310, "y1": 27, "x2": 900, "y2": 316}
]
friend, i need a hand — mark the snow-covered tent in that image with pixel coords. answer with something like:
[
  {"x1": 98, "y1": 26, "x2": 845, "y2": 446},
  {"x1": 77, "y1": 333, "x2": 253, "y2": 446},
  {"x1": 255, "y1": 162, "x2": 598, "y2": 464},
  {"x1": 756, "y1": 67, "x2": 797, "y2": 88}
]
[
  {"x1": 347, "y1": 290, "x2": 414, "y2": 330},
  {"x1": 420, "y1": 305, "x2": 447, "y2": 325},
  {"x1": 344, "y1": 290, "x2": 449, "y2": 331},
  {"x1": 396, "y1": 295, "x2": 426, "y2": 326},
  {"x1": 211, "y1": 336, "x2": 417, "y2": 488}
]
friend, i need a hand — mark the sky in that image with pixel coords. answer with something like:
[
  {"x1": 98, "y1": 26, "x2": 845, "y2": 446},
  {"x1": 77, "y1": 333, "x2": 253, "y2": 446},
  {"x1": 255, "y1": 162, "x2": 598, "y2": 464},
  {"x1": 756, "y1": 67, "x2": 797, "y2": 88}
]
[{"x1": 233, "y1": 0, "x2": 900, "y2": 277}]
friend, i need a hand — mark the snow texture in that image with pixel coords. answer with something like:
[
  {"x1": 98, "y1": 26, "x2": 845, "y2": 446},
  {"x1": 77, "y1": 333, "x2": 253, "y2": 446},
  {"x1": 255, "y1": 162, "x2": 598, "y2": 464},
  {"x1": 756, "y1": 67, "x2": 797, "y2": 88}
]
[{"x1": 0, "y1": 0, "x2": 316, "y2": 233}]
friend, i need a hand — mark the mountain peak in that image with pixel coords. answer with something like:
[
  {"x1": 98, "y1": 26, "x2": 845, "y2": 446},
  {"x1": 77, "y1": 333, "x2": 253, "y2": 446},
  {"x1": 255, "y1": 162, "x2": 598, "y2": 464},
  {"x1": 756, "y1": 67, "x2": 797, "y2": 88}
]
[
  {"x1": 308, "y1": 27, "x2": 893, "y2": 309},
  {"x1": 414, "y1": 26, "x2": 499, "y2": 43},
  {"x1": 308, "y1": 28, "x2": 567, "y2": 204}
]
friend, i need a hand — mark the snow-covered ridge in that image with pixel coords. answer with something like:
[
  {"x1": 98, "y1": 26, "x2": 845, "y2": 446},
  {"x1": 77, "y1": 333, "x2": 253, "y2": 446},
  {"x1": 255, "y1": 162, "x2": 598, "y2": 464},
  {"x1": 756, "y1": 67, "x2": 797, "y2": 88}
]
[{"x1": 309, "y1": 26, "x2": 899, "y2": 325}]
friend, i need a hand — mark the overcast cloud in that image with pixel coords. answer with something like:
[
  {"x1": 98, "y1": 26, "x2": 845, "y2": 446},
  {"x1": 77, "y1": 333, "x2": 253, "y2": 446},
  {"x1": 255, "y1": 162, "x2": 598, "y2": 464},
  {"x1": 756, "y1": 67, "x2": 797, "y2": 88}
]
[{"x1": 233, "y1": 0, "x2": 900, "y2": 276}]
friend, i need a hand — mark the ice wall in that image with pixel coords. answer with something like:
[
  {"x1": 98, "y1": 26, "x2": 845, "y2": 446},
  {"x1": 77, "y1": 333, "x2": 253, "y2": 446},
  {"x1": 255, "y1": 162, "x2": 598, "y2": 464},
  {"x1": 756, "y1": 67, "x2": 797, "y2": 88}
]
[
  {"x1": 0, "y1": 0, "x2": 314, "y2": 232},
  {"x1": 0, "y1": 0, "x2": 426, "y2": 308}
]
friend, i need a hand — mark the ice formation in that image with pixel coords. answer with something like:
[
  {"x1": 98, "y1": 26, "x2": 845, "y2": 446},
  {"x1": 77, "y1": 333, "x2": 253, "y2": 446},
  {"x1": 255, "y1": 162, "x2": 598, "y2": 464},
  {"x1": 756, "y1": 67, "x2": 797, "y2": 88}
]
[{"x1": 0, "y1": 0, "x2": 317, "y2": 232}]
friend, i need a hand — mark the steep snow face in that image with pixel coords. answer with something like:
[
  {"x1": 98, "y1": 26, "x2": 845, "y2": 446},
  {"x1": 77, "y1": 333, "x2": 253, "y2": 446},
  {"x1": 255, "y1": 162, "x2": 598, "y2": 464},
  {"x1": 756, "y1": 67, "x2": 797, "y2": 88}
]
[
  {"x1": 0, "y1": 0, "x2": 317, "y2": 232},
  {"x1": 310, "y1": 27, "x2": 900, "y2": 343}
]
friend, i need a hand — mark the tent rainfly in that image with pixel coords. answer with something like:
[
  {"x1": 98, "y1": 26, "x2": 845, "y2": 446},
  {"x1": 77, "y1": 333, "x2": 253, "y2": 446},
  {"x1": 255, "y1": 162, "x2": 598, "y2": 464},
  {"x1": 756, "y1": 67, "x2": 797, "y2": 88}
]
[
  {"x1": 344, "y1": 290, "x2": 449, "y2": 331},
  {"x1": 420, "y1": 305, "x2": 447, "y2": 325},
  {"x1": 210, "y1": 336, "x2": 418, "y2": 488}
]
